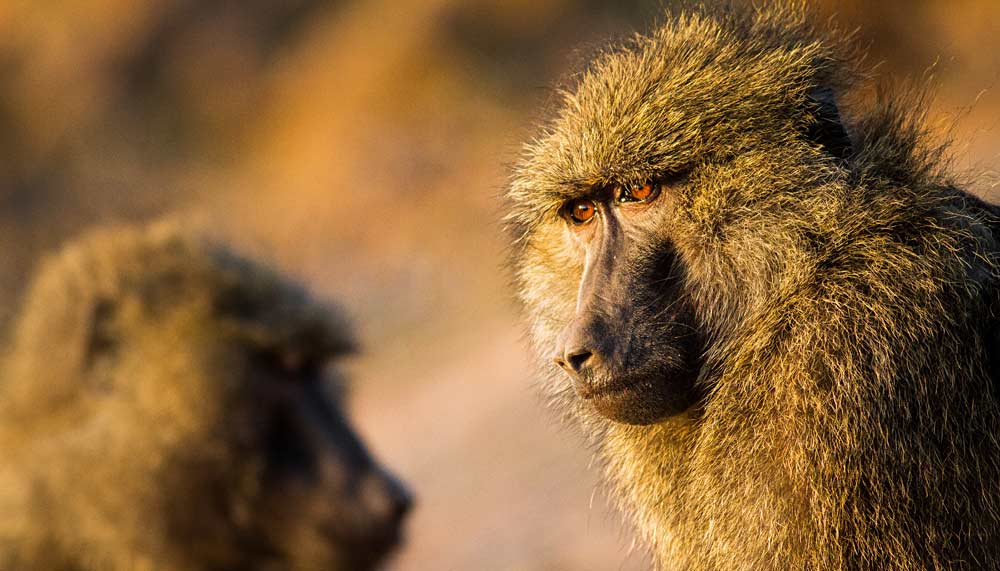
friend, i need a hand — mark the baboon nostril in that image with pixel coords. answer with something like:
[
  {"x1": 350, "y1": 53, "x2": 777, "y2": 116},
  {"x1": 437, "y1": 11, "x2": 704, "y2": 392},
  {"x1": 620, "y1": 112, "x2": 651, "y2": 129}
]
[
  {"x1": 565, "y1": 348, "x2": 594, "y2": 372},
  {"x1": 554, "y1": 347, "x2": 596, "y2": 374}
]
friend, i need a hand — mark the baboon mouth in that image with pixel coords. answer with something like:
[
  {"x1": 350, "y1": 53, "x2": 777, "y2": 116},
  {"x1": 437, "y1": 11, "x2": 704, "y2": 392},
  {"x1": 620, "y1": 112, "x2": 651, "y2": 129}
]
[
  {"x1": 325, "y1": 518, "x2": 405, "y2": 554},
  {"x1": 576, "y1": 370, "x2": 699, "y2": 425},
  {"x1": 575, "y1": 375, "x2": 646, "y2": 400}
]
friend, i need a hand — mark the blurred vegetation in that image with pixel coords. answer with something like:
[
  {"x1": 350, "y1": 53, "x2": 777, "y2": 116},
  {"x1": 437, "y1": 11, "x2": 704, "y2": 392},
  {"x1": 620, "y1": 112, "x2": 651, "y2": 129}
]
[
  {"x1": 0, "y1": 0, "x2": 667, "y2": 325},
  {"x1": 0, "y1": 0, "x2": 338, "y2": 318}
]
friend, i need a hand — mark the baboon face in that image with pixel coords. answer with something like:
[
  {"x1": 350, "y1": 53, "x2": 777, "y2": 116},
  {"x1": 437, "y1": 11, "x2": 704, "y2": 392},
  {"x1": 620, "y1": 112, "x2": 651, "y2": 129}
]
[
  {"x1": 238, "y1": 346, "x2": 412, "y2": 570},
  {"x1": 546, "y1": 180, "x2": 704, "y2": 425},
  {"x1": 510, "y1": 14, "x2": 848, "y2": 425},
  {"x1": 157, "y1": 308, "x2": 413, "y2": 571}
]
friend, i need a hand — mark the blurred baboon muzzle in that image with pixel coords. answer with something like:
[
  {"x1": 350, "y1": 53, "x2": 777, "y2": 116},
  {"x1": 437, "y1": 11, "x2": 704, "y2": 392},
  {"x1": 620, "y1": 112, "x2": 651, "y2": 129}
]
[
  {"x1": 324, "y1": 466, "x2": 412, "y2": 571},
  {"x1": 321, "y1": 434, "x2": 413, "y2": 546}
]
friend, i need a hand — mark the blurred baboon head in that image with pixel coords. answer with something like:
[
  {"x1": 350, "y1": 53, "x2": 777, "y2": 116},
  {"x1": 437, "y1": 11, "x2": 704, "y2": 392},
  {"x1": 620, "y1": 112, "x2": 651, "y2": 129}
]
[{"x1": 0, "y1": 223, "x2": 411, "y2": 570}]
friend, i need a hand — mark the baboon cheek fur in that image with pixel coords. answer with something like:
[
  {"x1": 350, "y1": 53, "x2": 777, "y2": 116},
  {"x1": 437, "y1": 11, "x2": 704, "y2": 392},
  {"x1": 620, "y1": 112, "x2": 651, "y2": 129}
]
[{"x1": 509, "y1": 3, "x2": 1000, "y2": 570}]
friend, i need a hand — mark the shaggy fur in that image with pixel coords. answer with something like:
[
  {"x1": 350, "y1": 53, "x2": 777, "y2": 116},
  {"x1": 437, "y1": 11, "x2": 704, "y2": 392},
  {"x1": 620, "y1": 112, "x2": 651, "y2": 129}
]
[
  {"x1": 509, "y1": 3, "x2": 1000, "y2": 569},
  {"x1": 0, "y1": 223, "x2": 411, "y2": 570}
]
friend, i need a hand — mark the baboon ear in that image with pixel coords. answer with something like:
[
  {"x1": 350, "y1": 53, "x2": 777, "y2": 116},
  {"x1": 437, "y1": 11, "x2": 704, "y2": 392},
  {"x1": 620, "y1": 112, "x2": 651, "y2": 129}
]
[{"x1": 805, "y1": 87, "x2": 852, "y2": 161}]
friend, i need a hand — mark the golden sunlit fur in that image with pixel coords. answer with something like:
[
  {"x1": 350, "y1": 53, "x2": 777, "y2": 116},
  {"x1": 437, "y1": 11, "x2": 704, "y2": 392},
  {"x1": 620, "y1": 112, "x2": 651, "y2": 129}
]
[{"x1": 510, "y1": 3, "x2": 1000, "y2": 569}]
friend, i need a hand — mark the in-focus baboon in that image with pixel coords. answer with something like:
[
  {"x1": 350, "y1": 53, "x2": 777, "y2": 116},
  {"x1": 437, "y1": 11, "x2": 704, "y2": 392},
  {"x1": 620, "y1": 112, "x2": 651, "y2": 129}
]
[
  {"x1": 509, "y1": 2, "x2": 1000, "y2": 569},
  {"x1": 0, "y1": 223, "x2": 412, "y2": 570}
]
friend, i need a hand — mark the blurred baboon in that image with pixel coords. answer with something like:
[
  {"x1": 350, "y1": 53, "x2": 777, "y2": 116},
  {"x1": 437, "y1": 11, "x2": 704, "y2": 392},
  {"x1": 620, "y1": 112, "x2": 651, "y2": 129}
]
[
  {"x1": 509, "y1": 2, "x2": 1000, "y2": 569},
  {"x1": 0, "y1": 223, "x2": 412, "y2": 570}
]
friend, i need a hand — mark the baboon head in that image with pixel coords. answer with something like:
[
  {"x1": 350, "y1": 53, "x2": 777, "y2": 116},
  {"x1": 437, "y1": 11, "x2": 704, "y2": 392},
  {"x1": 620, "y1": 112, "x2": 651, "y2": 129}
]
[
  {"x1": 508, "y1": 6, "x2": 857, "y2": 425},
  {"x1": 1, "y1": 225, "x2": 411, "y2": 570},
  {"x1": 508, "y1": 4, "x2": 1000, "y2": 568}
]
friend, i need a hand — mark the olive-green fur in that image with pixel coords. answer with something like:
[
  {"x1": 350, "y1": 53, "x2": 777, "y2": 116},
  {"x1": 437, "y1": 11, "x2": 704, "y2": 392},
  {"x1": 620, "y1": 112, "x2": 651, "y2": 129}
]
[
  {"x1": 0, "y1": 223, "x2": 355, "y2": 570},
  {"x1": 509, "y1": 3, "x2": 1000, "y2": 569}
]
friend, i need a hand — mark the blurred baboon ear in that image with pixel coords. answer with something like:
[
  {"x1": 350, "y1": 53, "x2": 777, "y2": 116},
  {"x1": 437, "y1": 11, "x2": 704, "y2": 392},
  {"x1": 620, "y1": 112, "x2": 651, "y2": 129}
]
[{"x1": 805, "y1": 87, "x2": 852, "y2": 161}]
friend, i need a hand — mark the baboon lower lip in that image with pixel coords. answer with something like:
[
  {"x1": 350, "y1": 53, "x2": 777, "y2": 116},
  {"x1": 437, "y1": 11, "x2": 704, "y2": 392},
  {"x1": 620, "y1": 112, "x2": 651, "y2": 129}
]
[
  {"x1": 574, "y1": 368, "x2": 699, "y2": 424},
  {"x1": 575, "y1": 375, "x2": 645, "y2": 400}
]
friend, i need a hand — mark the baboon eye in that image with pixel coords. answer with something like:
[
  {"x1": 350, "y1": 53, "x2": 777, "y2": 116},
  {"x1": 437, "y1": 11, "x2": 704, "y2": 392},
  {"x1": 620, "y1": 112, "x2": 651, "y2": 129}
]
[
  {"x1": 619, "y1": 181, "x2": 659, "y2": 203},
  {"x1": 564, "y1": 198, "x2": 598, "y2": 225}
]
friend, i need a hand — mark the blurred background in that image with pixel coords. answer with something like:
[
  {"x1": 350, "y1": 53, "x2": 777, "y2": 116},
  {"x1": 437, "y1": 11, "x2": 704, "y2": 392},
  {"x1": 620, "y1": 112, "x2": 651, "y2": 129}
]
[{"x1": 0, "y1": 1, "x2": 996, "y2": 569}]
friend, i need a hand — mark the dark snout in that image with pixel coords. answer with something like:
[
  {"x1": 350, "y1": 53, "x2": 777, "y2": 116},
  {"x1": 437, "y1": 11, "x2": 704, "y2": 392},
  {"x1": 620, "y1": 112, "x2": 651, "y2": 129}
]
[
  {"x1": 336, "y1": 466, "x2": 413, "y2": 569},
  {"x1": 551, "y1": 206, "x2": 701, "y2": 424},
  {"x1": 551, "y1": 295, "x2": 701, "y2": 425},
  {"x1": 552, "y1": 313, "x2": 618, "y2": 398}
]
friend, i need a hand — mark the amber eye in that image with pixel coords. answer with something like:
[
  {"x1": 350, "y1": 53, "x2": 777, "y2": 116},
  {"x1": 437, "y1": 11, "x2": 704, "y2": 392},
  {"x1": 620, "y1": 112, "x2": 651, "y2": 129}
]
[
  {"x1": 564, "y1": 198, "x2": 597, "y2": 224},
  {"x1": 620, "y1": 181, "x2": 658, "y2": 203}
]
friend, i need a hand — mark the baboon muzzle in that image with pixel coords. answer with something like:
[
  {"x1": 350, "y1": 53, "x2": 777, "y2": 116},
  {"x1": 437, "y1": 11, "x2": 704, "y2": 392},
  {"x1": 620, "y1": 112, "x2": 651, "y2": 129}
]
[
  {"x1": 551, "y1": 203, "x2": 701, "y2": 424},
  {"x1": 553, "y1": 205, "x2": 626, "y2": 386}
]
